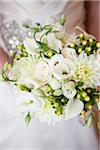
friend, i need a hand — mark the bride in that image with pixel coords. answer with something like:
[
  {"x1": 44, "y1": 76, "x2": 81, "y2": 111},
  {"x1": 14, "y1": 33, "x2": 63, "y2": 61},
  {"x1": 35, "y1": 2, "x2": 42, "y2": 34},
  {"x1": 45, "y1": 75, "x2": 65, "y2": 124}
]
[{"x1": 0, "y1": 0, "x2": 99, "y2": 150}]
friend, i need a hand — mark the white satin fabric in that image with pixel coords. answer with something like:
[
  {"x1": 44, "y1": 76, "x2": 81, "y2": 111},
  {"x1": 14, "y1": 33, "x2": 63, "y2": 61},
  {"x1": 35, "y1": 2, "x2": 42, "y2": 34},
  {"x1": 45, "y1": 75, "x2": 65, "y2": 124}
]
[{"x1": 0, "y1": 0, "x2": 98, "y2": 150}]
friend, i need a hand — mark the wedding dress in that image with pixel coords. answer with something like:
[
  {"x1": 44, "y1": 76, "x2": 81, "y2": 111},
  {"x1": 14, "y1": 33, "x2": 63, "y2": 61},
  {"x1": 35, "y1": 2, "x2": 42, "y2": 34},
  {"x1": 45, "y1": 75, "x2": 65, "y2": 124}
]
[{"x1": 0, "y1": 1, "x2": 98, "y2": 150}]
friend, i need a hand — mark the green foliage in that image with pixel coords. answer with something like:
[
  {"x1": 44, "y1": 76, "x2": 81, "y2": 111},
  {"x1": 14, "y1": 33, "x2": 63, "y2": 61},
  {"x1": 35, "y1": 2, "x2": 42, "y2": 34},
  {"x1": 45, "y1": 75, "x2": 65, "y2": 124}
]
[
  {"x1": 25, "y1": 112, "x2": 32, "y2": 126},
  {"x1": 16, "y1": 84, "x2": 32, "y2": 92},
  {"x1": 2, "y1": 63, "x2": 16, "y2": 82}
]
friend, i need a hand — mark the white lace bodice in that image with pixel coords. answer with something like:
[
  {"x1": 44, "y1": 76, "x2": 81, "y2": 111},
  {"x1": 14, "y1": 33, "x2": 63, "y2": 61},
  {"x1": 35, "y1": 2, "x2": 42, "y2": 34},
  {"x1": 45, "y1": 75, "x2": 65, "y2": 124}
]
[{"x1": 0, "y1": 0, "x2": 85, "y2": 53}]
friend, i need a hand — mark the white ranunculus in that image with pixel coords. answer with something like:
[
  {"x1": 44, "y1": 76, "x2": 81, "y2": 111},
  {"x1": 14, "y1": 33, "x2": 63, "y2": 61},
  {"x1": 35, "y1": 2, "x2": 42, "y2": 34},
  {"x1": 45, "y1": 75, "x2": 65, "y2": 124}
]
[
  {"x1": 49, "y1": 77, "x2": 61, "y2": 90},
  {"x1": 64, "y1": 99, "x2": 83, "y2": 120},
  {"x1": 61, "y1": 47, "x2": 76, "y2": 59},
  {"x1": 62, "y1": 81, "x2": 76, "y2": 99},
  {"x1": 33, "y1": 61, "x2": 51, "y2": 86},
  {"x1": 47, "y1": 33, "x2": 62, "y2": 53},
  {"x1": 24, "y1": 38, "x2": 38, "y2": 55}
]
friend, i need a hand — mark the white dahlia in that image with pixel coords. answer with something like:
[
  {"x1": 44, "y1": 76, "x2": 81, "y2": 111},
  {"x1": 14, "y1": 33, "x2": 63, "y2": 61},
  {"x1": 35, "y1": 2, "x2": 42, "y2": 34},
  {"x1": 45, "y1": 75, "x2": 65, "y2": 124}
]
[{"x1": 74, "y1": 52, "x2": 100, "y2": 86}]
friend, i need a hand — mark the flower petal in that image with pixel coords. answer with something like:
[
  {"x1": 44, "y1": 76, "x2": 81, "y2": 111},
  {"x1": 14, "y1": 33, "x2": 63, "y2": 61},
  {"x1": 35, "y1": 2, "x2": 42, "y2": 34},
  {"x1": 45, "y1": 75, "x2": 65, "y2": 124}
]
[
  {"x1": 64, "y1": 99, "x2": 83, "y2": 120},
  {"x1": 24, "y1": 38, "x2": 38, "y2": 55}
]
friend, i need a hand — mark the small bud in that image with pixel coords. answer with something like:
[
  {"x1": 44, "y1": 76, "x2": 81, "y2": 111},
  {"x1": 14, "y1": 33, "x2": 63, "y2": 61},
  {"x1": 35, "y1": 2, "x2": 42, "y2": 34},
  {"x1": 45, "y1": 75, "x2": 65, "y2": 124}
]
[
  {"x1": 61, "y1": 98, "x2": 65, "y2": 103},
  {"x1": 60, "y1": 14, "x2": 65, "y2": 26},
  {"x1": 82, "y1": 40, "x2": 87, "y2": 46},
  {"x1": 70, "y1": 43, "x2": 75, "y2": 48},
  {"x1": 96, "y1": 42, "x2": 100, "y2": 48},
  {"x1": 54, "y1": 102, "x2": 59, "y2": 108},
  {"x1": 89, "y1": 38, "x2": 93, "y2": 43},
  {"x1": 85, "y1": 47, "x2": 92, "y2": 52},
  {"x1": 87, "y1": 104, "x2": 92, "y2": 110},
  {"x1": 78, "y1": 48, "x2": 82, "y2": 53},
  {"x1": 77, "y1": 94, "x2": 81, "y2": 99},
  {"x1": 47, "y1": 50, "x2": 53, "y2": 57},
  {"x1": 80, "y1": 33, "x2": 84, "y2": 38},
  {"x1": 48, "y1": 96, "x2": 54, "y2": 102},
  {"x1": 46, "y1": 86, "x2": 51, "y2": 92},
  {"x1": 85, "y1": 96, "x2": 90, "y2": 101},
  {"x1": 55, "y1": 109, "x2": 62, "y2": 116},
  {"x1": 81, "y1": 110, "x2": 86, "y2": 119},
  {"x1": 82, "y1": 92, "x2": 87, "y2": 98},
  {"x1": 23, "y1": 52, "x2": 28, "y2": 57},
  {"x1": 87, "y1": 89, "x2": 91, "y2": 93}
]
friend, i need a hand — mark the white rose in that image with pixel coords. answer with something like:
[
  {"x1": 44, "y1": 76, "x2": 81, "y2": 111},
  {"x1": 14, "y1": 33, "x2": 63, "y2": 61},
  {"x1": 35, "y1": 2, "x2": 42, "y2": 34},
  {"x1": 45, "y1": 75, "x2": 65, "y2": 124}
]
[
  {"x1": 34, "y1": 61, "x2": 51, "y2": 85},
  {"x1": 62, "y1": 81, "x2": 76, "y2": 99}
]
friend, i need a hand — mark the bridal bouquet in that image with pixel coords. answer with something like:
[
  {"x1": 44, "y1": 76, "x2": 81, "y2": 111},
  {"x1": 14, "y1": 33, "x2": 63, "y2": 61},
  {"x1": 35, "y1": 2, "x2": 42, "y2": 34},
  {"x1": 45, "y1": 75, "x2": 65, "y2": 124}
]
[{"x1": 1, "y1": 18, "x2": 100, "y2": 127}]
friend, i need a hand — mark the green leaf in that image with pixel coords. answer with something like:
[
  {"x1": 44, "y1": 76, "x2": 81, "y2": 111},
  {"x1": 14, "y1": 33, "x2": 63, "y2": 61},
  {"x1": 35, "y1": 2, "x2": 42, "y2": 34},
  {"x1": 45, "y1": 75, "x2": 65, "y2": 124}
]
[
  {"x1": 43, "y1": 24, "x2": 53, "y2": 30},
  {"x1": 86, "y1": 113, "x2": 93, "y2": 128},
  {"x1": 16, "y1": 84, "x2": 32, "y2": 92},
  {"x1": 25, "y1": 112, "x2": 32, "y2": 126},
  {"x1": 2, "y1": 62, "x2": 16, "y2": 82},
  {"x1": 53, "y1": 89, "x2": 62, "y2": 96},
  {"x1": 34, "y1": 88, "x2": 46, "y2": 98},
  {"x1": 36, "y1": 41, "x2": 50, "y2": 52}
]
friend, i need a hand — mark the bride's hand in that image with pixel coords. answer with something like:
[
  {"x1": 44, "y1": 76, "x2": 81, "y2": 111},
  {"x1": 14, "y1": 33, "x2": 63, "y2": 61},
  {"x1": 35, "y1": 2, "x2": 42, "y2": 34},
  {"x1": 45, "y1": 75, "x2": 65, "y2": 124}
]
[{"x1": 0, "y1": 48, "x2": 9, "y2": 69}]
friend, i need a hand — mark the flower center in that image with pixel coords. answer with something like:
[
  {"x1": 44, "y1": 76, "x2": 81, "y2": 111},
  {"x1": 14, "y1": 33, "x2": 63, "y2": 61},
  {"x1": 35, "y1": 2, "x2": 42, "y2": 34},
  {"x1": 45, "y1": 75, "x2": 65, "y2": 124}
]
[{"x1": 75, "y1": 64, "x2": 91, "y2": 82}]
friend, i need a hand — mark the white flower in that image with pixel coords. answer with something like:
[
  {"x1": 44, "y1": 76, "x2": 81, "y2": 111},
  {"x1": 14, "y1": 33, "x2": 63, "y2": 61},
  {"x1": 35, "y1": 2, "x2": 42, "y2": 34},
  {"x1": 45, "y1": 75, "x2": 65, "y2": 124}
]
[
  {"x1": 24, "y1": 38, "x2": 38, "y2": 55},
  {"x1": 74, "y1": 52, "x2": 100, "y2": 86},
  {"x1": 49, "y1": 54, "x2": 63, "y2": 67},
  {"x1": 36, "y1": 101, "x2": 64, "y2": 126},
  {"x1": 10, "y1": 57, "x2": 36, "y2": 88},
  {"x1": 33, "y1": 61, "x2": 51, "y2": 86},
  {"x1": 37, "y1": 109, "x2": 64, "y2": 126},
  {"x1": 47, "y1": 33, "x2": 62, "y2": 53},
  {"x1": 61, "y1": 47, "x2": 76, "y2": 59},
  {"x1": 49, "y1": 77, "x2": 61, "y2": 90},
  {"x1": 53, "y1": 23, "x2": 63, "y2": 31},
  {"x1": 64, "y1": 99, "x2": 83, "y2": 120},
  {"x1": 62, "y1": 81, "x2": 76, "y2": 99},
  {"x1": 49, "y1": 54, "x2": 75, "y2": 80},
  {"x1": 0, "y1": 82, "x2": 41, "y2": 118},
  {"x1": 36, "y1": 97, "x2": 83, "y2": 126},
  {"x1": 15, "y1": 88, "x2": 42, "y2": 114}
]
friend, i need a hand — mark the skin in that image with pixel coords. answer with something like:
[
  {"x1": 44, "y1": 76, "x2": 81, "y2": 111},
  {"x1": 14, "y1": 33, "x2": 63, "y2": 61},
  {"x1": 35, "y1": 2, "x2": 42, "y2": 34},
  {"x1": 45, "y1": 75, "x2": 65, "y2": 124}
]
[
  {"x1": 85, "y1": 0, "x2": 100, "y2": 40},
  {"x1": 85, "y1": 0, "x2": 100, "y2": 138},
  {"x1": 0, "y1": 49, "x2": 9, "y2": 69},
  {"x1": 0, "y1": 0, "x2": 99, "y2": 135}
]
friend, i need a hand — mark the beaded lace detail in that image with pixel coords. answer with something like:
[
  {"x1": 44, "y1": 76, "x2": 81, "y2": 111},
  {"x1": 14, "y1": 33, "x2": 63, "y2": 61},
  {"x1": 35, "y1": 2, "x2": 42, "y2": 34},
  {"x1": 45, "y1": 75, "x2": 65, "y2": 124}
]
[{"x1": 0, "y1": 20, "x2": 33, "y2": 52}]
